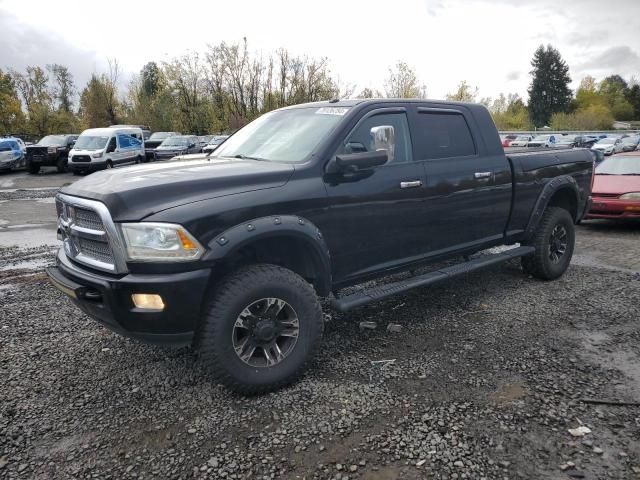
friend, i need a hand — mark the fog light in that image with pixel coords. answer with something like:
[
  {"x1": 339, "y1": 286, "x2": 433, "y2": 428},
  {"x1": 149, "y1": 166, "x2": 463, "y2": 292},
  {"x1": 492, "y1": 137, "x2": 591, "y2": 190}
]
[{"x1": 132, "y1": 294, "x2": 165, "y2": 310}]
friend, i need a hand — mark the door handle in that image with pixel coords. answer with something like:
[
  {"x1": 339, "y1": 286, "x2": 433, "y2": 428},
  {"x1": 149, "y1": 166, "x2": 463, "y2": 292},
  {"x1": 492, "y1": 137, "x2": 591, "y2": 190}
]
[
  {"x1": 400, "y1": 180, "x2": 422, "y2": 189},
  {"x1": 474, "y1": 172, "x2": 492, "y2": 179}
]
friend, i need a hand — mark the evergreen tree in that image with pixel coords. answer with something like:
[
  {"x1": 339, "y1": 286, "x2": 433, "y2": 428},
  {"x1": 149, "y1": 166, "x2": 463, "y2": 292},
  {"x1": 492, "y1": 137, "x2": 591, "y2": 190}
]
[{"x1": 527, "y1": 45, "x2": 572, "y2": 127}]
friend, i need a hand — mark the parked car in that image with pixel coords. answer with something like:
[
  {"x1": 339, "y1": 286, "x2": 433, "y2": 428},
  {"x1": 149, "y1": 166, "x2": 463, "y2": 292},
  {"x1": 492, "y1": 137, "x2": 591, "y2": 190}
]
[
  {"x1": 68, "y1": 127, "x2": 145, "y2": 174},
  {"x1": 144, "y1": 132, "x2": 180, "y2": 160},
  {"x1": 198, "y1": 135, "x2": 214, "y2": 148},
  {"x1": 621, "y1": 135, "x2": 640, "y2": 152},
  {"x1": 508, "y1": 135, "x2": 533, "y2": 148},
  {"x1": 154, "y1": 135, "x2": 201, "y2": 160},
  {"x1": 48, "y1": 99, "x2": 593, "y2": 394},
  {"x1": 202, "y1": 135, "x2": 229, "y2": 154},
  {"x1": 527, "y1": 135, "x2": 557, "y2": 148},
  {"x1": 25, "y1": 134, "x2": 78, "y2": 174},
  {"x1": 0, "y1": 138, "x2": 26, "y2": 172},
  {"x1": 574, "y1": 136, "x2": 599, "y2": 149},
  {"x1": 585, "y1": 153, "x2": 640, "y2": 219},
  {"x1": 592, "y1": 137, "x2": 624, "y2": 156},
  {"x1": 501, "y1": 134, "x2": 518, "y2": 147},
  {"x1": 556, "y1": 135, "x2": 578, "y2": 148}
]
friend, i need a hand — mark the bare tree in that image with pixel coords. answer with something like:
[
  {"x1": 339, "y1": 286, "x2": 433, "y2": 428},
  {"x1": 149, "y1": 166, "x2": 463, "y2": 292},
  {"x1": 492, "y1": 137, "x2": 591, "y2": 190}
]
[{"x1": 384, "y1": 62, "x2": 426, "y2": 98}]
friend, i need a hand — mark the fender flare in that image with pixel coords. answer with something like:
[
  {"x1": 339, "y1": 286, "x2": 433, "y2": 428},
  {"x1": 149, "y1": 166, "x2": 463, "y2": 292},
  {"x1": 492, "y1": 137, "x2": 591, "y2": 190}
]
[
  {"x1": 203, "y1": 215, "x2": 332, "y2": 295},
  {"x1": 523, "y1": 175, "x2": 580, "y2": 240}
]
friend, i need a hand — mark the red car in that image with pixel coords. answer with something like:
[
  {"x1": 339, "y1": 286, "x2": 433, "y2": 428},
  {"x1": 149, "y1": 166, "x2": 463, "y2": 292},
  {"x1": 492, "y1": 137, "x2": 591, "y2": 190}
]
[
  {"x1": 586, "y1": 153, "x2": 640, "y2": 219},
  {"x1": 501, "y1": 134, "x2": 518, "y2": 147}
]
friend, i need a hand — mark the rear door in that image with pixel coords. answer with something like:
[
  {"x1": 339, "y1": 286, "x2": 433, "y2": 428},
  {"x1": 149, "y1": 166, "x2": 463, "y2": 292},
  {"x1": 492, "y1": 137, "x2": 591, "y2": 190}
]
[
  {"x1": 410, "y1": 106, "x2": 512, "y2": 254},
  {"x1": 323, "y1": 107, "x2": 427, "y2": 283}
]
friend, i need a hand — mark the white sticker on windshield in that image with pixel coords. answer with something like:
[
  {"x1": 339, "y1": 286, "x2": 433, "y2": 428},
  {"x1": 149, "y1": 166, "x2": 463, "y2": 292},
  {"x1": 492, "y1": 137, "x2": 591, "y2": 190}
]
[{"x1": 316, "y1": 107, "x2": 349, "y2": 115}]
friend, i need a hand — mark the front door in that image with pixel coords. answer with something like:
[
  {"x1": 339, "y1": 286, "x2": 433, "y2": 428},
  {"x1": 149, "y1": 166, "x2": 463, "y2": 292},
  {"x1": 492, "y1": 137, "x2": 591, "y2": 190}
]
[{"x1": 322, "y1": 108, "x2": 426, "y2": 285}]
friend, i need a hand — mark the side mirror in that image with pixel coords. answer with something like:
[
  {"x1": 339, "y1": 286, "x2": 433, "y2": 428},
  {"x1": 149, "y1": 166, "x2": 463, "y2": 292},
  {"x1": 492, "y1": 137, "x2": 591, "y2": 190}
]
[
  {"x1": 189, "y1": 143, "x2": 196, "y2": 148},
  {"x1": 106, "y1": 144, "x2": 116, "y2": 153},
  {"x1": 334, "y1": 150, "x2": 389, "y2": 172},
  {"x1": 370, "y1": 125, "x2": 395, "y2": 162}
]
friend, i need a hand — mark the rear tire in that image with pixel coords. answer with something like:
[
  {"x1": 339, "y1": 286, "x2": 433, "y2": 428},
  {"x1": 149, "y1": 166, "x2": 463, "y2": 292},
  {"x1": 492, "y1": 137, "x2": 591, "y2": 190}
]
[
  {"x1": 198, "y1": 264, "x2": 323, "y2": 395},
  {"x1": 522, "y1": 207, "x2": 575, "y2": 280}
]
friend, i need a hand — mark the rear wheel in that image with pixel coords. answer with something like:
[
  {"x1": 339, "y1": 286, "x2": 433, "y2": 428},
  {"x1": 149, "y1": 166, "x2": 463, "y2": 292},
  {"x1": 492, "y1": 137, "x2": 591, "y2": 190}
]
[
  {"x1": 522, "y1": 207, "x2": 575, "y2": 280},
  {"x1": 198, "y1": 264, "x2": 324, "y2": 395}
]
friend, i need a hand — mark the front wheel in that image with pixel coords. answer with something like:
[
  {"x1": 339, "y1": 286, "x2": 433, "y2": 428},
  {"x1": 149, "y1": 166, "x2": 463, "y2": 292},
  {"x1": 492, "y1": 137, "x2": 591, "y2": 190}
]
[
  {"x1": 522, "y1": 207, "x2": 575, "y2": 280},
  {"x1": 198, "y1": 264, "x2": 324, "y2": 395},
  {"x1": 56, "y1": 157, "x2": 67, "y2": 173},
  {"x1": 28, "y1": 163, "x2": 40, "y2": 174}
]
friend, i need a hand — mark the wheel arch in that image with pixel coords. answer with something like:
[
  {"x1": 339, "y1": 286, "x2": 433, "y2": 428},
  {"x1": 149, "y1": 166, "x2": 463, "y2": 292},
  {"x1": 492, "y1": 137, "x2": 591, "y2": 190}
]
[
  {"x1": 524, "y1": 176, "x2": 580, "y2": 241},
  {"x1": 203, "y1": 215, "x2": 332, "y2": 296}
]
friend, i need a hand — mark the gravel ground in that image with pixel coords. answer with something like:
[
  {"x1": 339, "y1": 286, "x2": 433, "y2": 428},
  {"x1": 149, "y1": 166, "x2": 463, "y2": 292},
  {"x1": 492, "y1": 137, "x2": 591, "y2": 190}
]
[{"x1": 1, "y1": 214, "x2": 640, "y2": 479}]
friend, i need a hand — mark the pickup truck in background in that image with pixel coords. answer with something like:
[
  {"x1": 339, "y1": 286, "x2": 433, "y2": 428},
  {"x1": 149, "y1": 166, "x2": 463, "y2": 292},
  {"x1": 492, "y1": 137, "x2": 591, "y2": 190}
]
[
  {"x1": 143, "y1": 132, "x2": 181, "y2": 160},
  {"x1": 46, "y1": 99, "x2": 594, "y2": 394},
  {"x1": 26, "y1": 134, "x2": 79, "y2": 173}
]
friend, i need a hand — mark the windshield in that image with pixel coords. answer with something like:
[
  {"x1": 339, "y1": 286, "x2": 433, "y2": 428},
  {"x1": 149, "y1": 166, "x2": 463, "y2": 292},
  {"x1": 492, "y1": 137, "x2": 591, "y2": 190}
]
[
  {"x1": 149, "y1": 132, "x2": 172, "y2": 141},
  {"x1": 514, "y1": 136, "x2": 530, "y2": 141},
  {"x1": 597, "y1": 138, "x2": 616, "y2": 145},
  {"x1": 161, "y1": 137, "x2": 189, "y2": 147},
  {"x1": 213, "y1": 107, "x2": 349, "y2": 163},
  {"x1": 37, "y1": 135, "x2": 66, "y2": 147},
  {"x1": 74, "y1": 135, "x2": 109, "y2": 150},
  {"x1": 596, "y1": 156, "x2": 640, "y2": 175},
  {"x1": 532, "y1": 136, "x2": 549, "y2": 141},
  {"x1": 0, "y1": 141, "x2": 17, "y2": 151}
]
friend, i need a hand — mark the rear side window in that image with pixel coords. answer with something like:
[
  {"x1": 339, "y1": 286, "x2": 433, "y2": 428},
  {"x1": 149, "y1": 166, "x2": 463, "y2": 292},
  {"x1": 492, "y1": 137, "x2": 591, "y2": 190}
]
[{"x1": 414, "y1": 112, "x2": 476, "y2": 159}]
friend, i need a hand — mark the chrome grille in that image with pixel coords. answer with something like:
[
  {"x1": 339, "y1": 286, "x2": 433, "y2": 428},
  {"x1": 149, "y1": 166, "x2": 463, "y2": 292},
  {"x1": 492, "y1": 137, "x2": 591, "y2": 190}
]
[
  {"x1": 78, "y1": 238, "x2": 115, "y2": 264},
  {"x1": 56, "y1": 194, "x2": 128, "y2": 274},
  {"x1": 74, "y1": 208, "x2": 103, "y2": 230}
]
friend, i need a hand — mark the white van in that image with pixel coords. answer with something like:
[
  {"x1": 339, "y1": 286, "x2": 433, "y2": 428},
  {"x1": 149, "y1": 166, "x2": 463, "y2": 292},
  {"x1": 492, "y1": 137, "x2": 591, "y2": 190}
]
[{"x1": 68, "y1": 127, "x2": 145, "y2": 174}]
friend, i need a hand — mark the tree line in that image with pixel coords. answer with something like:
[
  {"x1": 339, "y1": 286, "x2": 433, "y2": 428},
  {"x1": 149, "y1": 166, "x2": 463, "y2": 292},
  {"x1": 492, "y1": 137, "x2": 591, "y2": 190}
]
[{"x1": 1, "y1": 40, "x2": 639, "y2": 138}]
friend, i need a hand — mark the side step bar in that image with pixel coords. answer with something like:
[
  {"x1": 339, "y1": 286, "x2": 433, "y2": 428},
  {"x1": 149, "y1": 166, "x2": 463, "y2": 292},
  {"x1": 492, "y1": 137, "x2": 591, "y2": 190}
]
[{"x1": 330, "y1": 246, "x2": 535, "y2": 313}]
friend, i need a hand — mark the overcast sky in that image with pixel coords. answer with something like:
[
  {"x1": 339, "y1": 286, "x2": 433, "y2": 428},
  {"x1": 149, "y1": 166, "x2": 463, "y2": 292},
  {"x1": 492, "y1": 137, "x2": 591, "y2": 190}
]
[{"x1": 1, "y1": 0, "x2": 639, "y2": 103}]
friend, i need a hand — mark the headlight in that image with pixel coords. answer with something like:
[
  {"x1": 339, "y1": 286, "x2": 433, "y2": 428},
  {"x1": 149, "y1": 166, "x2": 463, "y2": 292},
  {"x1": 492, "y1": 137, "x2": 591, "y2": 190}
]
[
  {"x1": 119, "y1": 223, "x2": 203, "y2": 262},
  {"x1": 92, "y1": 152, "x2": 103, "y2": 158},
  {"x1": 620, "y1": 192, "x2": 640, "y2": 200},
  {"x1": 47, "y1": 146, "x2": 56, "y2": 153}
]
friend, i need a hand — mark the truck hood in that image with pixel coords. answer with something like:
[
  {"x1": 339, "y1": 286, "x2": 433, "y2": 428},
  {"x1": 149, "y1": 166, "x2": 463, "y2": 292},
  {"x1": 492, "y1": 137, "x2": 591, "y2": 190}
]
[
  {"x1": 592, "y1": 174, "x2": 640, "y2": 195},
  {"x1": 60, "y1": 157, "x2": 295, "y2": 221}
]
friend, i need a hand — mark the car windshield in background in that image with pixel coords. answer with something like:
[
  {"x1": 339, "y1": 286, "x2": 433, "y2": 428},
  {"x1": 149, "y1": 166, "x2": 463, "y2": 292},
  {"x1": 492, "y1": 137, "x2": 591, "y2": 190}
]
[
  {"x1": 149, "y1": 132, "x2": 172, "y2": 141},
  {"x1": 74, "y1": 136, "x2": 109, "y2": 150},
  {"x1": 596, "y1": 156, "x2": 640, "y2": 175},
  {"x1": 161, "y1": 137, "x2": 189, "y2": 147},
  {"x1": 597, "y1": 138, "x2": 616, "y2": 145},
  {"x1": 37, "y1": 135, "x2": 66, "y2": 147},
  {"x1": 209, "y1": 136, "x2": 228, "y2": 145},
  {"x1": 532, "y1": 136, "x2": 549, "y2": 141},
  {"x1": 213, "y1": 107, "x2": 349, "y2": 163},
  {"x1": 0, "y1": 141, "x2": 17, "y2": 151},
  {"x1": 514, "y1": 136, "x2": 530, "y2": 141}
]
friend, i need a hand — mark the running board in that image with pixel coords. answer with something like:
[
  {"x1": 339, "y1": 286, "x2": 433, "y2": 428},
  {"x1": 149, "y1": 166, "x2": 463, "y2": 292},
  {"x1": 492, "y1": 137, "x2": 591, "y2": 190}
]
[{"x1": 331, "y1": 246, "x2": 535, "y2": 313}]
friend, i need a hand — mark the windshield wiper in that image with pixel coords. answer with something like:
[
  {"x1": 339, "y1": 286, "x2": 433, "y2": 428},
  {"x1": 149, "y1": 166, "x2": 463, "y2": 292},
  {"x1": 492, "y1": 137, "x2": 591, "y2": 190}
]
[{"x1": 233, "y1": 154, "x2": 267, "y2": 161}]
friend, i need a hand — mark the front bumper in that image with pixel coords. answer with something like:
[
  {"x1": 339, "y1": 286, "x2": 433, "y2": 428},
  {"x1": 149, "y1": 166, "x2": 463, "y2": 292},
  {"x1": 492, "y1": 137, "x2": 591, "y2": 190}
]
[
  {"x1": 155, "y1": 151, "x2": 185, "y2": 160},
  {"x1": 28, "y1": 153, "x2": 58, "y2": 166},
  {"x1": 68, "y1": 160, "x2": 106, "y2": 172},
  {"x1": 46, "y1": 249, "x2": 211, "y2": 346},
  {"x1": 585, "y1": 198, "x2": 640, "y2": 219}
]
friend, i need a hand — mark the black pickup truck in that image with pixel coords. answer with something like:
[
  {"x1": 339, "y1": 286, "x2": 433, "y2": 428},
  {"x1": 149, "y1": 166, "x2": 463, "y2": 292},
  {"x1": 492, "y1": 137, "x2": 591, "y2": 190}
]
[
  {"x1": 26, "y1": 134, "x2": 79, "y2": 173},
  {"x1": 47, "y1": 99, "x2": 593, "y2": 394}
]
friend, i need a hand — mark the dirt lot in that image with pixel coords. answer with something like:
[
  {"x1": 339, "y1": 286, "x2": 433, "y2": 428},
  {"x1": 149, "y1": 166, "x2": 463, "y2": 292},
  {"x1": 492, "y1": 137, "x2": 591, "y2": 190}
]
[{"x1": 1, "y1": 170, "x2": 639, "y2": 479}]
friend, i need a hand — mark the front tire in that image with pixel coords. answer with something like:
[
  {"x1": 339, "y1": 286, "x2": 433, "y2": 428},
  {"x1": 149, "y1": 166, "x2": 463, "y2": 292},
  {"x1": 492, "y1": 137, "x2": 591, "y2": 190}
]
[
  {"x1": 522, "y1": 207, "x2": 575, "y2": 280},
  {"x1": 198, "y1": 264, "x2": 323, "y2": 395},
  {"x1": 28, "y1": 163, "x2": 40, "y2": 174},
  {"x1": 56, "y1": 157, "x2": 67, "y2": 173}
]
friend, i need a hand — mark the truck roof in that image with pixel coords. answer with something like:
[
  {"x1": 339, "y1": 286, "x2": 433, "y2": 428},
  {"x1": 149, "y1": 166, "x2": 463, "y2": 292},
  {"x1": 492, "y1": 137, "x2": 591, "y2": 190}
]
[{"x1": 283, "y1": 98, "x2": 485, "y2": 110}]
